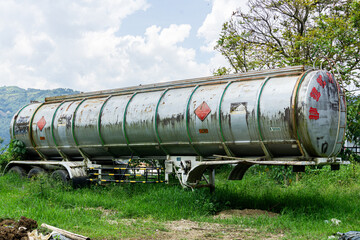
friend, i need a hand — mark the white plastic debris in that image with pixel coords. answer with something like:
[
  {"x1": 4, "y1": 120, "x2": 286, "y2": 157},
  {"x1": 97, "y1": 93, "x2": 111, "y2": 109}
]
[
  {"x1": 330, "y1": 218, "x2": 341, "y2": 225},
  {"x1": 324, "y1": 218, "x2": 341, "y2": 226},
  {"x1": 27, "y1": 229, "x2": 51, "y2": 240}
]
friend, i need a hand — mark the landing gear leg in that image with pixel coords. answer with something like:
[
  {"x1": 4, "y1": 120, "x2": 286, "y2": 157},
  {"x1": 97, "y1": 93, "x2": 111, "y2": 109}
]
[{"x1": 209, "y1": 168, "x2": 215, "y2": 193}]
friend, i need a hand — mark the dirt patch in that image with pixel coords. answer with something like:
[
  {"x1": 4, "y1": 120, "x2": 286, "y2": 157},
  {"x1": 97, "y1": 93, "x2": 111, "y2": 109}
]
[
  {"x1": 215, "y1": 209, "x2": 279, "y2": 219},
  {"x1": 0, "y1": 216, "x2": 38, "y2": 240},
  {"x1": 153, "y1": 209, "x2": 281, "y2": 240},
  {"x1": 84, "y1": 207, "x2": 118, "y2": 217},
  {"x1": 105, "y1": 218, "x2": 137, "y2": 226},
  {"x1": 156, "y1": 219, "x2": 283, "y2": 240}
]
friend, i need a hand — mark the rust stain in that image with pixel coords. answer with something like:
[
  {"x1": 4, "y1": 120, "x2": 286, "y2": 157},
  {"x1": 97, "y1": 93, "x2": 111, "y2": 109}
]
[
  {"x1": 284, "y1": 107, "x2": 292, "y2": 133},
  {"x1": 199, "y1": 129, "x2": 208, "y2": 134},
  {"x1": 160, "y1": 113, "x2": 184, "y2": 127},
  {"x1": 58, "y1": 114, "x2": 73, "y2": 129},
  {"x1": 66, "y1": 102, "x2": 74, "y2": 111},
  {"x1": 14, "y1": 116, "x2": 30, "y2": 134}
]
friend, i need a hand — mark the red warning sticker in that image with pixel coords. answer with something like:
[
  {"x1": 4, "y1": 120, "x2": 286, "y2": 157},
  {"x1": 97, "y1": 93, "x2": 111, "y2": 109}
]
[
  {"x1": 199, "y1": 129, "x2": 209, "y2": 134},
  {"x1": 194, "y1": 101, "x2": 211, "y2": 121},
  {"x1": 37, "y1": 116, "x2": 46, "y2": 131},
  {"x1": 317, "y1": 75, "x2": 326, "y2": 88},
  {"x1": 309, "y1": 107, "x2": 320, "y2": 120},
  {"x1": 326, "y1": 72, "x2": 334, "y2": 83},
  {"x1": 310, "y1": 87, "x2": 321, "y2": 102}
]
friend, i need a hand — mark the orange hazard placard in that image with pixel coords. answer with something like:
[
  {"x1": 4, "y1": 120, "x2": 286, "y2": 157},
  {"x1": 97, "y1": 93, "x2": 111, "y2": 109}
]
[
  {"x1": 37, "y1": 116, "x2": 46, "y2": 131},
  {"x1": 194, "y1": 101, "x2": 211, "y2": 121}
]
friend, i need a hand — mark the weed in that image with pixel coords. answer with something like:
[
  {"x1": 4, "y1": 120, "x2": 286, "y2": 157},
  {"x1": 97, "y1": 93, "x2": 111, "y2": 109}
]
[
  {"x1": 0, "y1": 139, "x2": 27, "y2": 173},
  {"x1": 0, "y1": 163, "x2": 359, "y2": 239}
]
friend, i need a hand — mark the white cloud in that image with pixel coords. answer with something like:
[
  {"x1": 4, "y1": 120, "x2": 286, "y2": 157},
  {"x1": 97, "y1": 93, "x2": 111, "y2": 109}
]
[
  {"x1": 73, "y1": 24, "x2": 209, "y2": 91},
  {"x1": 0, "y1": 0, "x2": 151, "y2": 91},
  {"x1": 13, "y1": 34, "x2": 34, "y2": 56},
  {"x1": 0, "y1": 0, "x2": 247, "y2": 92},
  {"x1": 197, "y1": 0, "x2": 248, "y2": 71},
  {"x1": 198, "y1": 0, "x2": 248, "y2": 49},
  {"x1": 80, "y1": 28, "x2": 121, "y2": 58}
]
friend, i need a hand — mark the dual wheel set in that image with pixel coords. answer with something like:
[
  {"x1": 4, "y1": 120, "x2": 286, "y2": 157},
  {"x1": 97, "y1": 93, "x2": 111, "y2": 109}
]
[{"x1": 7, "y1": 165, "x2": 70, "y2": 184}]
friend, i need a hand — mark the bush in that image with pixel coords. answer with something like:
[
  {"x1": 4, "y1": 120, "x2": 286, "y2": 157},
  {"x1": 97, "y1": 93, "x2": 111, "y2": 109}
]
[{"x1": 0, "y1": 139, "x2": 26, "y2": 172}]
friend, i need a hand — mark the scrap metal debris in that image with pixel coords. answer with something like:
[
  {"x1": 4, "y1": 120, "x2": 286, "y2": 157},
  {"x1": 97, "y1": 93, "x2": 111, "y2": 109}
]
[{"x1": 338, "y1": 231, "x2": 360, "y2": 240}]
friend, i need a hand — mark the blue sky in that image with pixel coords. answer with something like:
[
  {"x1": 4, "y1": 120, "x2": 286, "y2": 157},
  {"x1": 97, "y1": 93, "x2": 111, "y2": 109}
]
[
  {"x1": 117, "y1": 0, "x2": 212, "y2": 62},
  {"x1": 0, "y1": 0, "x2": 247, "y2": 91}
]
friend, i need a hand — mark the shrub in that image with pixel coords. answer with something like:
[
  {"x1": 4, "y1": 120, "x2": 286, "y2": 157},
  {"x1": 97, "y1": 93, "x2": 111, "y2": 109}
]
[{"x1": 0, "y1": 139, "x2": 26, "y2": 172}]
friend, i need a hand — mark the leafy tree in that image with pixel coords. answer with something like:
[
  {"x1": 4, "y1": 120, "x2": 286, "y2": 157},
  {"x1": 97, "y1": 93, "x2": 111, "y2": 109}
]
[
  {"x1": 343, "y1": 94, "x2": 360, "y2": 161},
  {"x1": 215, "y1": 0, "x2": 360, "y2": 158},
  {"x1": 215, "y1": 0, "x2": 360, "y2": 89}
]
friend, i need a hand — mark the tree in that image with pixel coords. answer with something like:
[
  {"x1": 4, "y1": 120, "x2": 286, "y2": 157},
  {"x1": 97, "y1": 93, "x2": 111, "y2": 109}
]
[
  {"x1": 345, "y1": 94, "x2": 360, "y2": 160},
  {"x1": 215, "y1": 0, "x2": 360, "y2": 157},
  {"x1": 215, "y1": 0, "x2": 360, "y2": 88}
]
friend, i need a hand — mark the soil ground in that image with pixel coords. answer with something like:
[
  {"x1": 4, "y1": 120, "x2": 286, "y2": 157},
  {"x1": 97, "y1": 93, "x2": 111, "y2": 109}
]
[
  {"x1": 0, "y1": 216, "x2": 37, "y2": 240},
  {"x1": 154, "y1": 209, "x2": 282, "y2": 240},
  {"x1": 156, "y1": 218, "x2": 283, "y2": 240},
  {"x1": 101, "y1": 208, "x2": 283, "y2": 240},
  {"x1": 0, "y1": 210, "x2": 283, "y2": 240},
  {"x1": 215, "y1": 209, "x2": 279, "y2": 219}
]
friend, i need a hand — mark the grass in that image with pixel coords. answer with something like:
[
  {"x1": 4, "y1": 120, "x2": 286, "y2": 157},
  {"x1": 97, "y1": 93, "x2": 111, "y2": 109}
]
[{"x1": 1, "y1": 163, "x2": 360, "y2": 239}]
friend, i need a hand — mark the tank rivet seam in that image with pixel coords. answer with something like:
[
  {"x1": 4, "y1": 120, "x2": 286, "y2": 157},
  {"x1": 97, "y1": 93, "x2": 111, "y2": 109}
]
[
  {"x1": 185, "y1": 85, "x2": 202, "y2": 156},
  {"x1": 72, "y1": 98, "x2": 90, "y2": 160},
  {"x1": 123, "y1": 92, "x2": 139, "y2": 156},
  {"x1": 98, "y1": 95, "x2": 113, "y2": 146},
  {"x1": 28, "y1": 102, "x2": 47, "y2": 160},
  {"x1": 51, "y1": 101, "x2": 70, "y2": 161},
  {"x1": 218, "y1": 81, "x2": 235, "y2": 157},
  {"x1": 256, "y1": 77, "x2": 272, "y2": 159},
  {"x1": 154, "y1": 88, "x2": 170, "y2": 155}
]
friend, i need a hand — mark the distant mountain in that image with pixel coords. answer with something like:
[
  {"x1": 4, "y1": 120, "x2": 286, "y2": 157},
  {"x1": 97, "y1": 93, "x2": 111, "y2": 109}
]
[{"x1": 0, "y1": 86, "x2": 79, "y2": 145}]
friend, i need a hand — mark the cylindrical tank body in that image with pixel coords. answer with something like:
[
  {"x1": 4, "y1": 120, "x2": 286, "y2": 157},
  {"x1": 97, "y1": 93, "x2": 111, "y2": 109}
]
[{"x1": 10, "y1": 66, "x2": 346, "y2": 160}]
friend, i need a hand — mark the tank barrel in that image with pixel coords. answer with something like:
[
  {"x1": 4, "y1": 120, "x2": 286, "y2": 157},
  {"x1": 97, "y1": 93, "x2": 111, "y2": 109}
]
[{"x1": 10, "y1": 65, "x2": 346, "y2": 161}]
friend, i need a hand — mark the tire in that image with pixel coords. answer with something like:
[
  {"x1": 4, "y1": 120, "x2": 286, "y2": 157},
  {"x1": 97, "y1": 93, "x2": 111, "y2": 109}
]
[
  {"x1": 7, "y1": 166, "x2": 26, "y2": 178},
  {"x1": 27, "y1": 167, "x2": 46, "y2": 179},
  {"x1": 72, "y1": 177, "x2": 89, "y2": 188},
  {"x1": 51, "y1": 170, "x2": 70, "y2": 185}
]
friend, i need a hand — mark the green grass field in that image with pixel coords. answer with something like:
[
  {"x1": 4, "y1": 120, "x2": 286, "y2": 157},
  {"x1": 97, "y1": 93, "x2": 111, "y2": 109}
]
[{"x1": 1, "y1": 163, "x2": 360, "y2": 239}]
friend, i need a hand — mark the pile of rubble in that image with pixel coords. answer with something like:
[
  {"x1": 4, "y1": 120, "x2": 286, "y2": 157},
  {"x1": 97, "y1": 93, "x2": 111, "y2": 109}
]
[
  {"x1": 0, "y1": 216, "x2": 89, "y2": 240},
  {"x1": 0, "y1": 216, "x2": 38, "y2": 240}
]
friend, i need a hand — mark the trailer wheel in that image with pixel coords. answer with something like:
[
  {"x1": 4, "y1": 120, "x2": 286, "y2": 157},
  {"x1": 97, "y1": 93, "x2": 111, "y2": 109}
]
[
  {"x1": 8, "y1": 166, "x2": 26, "y2": 178},
  {"x1": 51, "y1": 170, "x2": 70, "y2": 185},
  {"x1": 27, "y1": 167, "x2": 46, "y2": 179}
]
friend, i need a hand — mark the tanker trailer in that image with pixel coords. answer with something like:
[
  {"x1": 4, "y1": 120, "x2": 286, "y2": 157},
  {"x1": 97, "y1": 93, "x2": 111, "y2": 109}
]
[{"x1": 4, "y1": 65, "x2": 347, "y2": 188}]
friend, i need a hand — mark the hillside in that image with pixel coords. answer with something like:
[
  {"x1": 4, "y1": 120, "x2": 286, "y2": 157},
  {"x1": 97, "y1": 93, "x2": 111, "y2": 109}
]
[{"x1": 0, "y1": 86, "x2": 79, "y2": 145}]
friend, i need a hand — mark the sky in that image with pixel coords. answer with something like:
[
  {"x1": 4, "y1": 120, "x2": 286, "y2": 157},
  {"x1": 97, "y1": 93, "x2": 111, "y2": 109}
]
[{"x1": 0, "y1": 0, "x2": 248, "y2": 92}]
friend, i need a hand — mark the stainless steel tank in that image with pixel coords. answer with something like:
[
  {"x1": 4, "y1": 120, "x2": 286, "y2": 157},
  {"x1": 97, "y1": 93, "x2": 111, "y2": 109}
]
[{"x1": 10, "y1": 66, "x2": 346, "y2": 161}]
